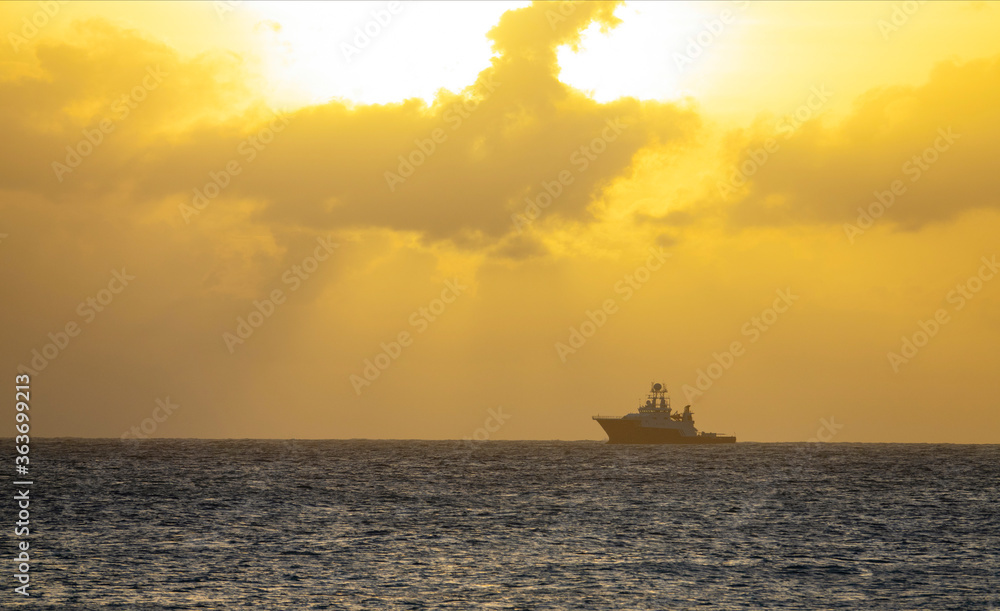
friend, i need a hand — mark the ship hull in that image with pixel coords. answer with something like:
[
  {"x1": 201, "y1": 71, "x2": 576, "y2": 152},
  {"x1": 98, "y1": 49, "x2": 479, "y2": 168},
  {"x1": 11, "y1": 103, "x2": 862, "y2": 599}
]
[{"x1": 595, "y1": 418, "x2": 736, "y2": 444}]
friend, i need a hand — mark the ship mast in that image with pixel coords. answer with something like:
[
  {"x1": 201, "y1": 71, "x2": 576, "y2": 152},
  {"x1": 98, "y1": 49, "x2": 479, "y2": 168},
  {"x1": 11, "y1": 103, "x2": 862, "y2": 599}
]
[{"x1": 639, "y1": 382, "x2": 671, "y2": 414}]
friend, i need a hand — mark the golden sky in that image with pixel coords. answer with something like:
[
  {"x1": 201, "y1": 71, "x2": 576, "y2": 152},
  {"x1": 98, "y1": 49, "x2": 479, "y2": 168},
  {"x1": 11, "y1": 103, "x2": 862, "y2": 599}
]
[{"x1": 2, "y1": 1, "x2": 999, "y2": 442}]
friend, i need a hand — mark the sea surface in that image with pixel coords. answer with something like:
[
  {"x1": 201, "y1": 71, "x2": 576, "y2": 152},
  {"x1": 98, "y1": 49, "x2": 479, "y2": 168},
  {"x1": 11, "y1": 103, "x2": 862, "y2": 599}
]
[{"x1": 4, "y1": 440, "x2": 999, "y2": 610}]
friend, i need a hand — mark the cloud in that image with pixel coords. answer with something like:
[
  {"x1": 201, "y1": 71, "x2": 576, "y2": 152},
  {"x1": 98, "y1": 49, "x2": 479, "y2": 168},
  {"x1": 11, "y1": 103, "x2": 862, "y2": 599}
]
[
  {"x1": 713, "y1": 55, "x2": 1000, "y2": 231},
  {"x1": 0, "y1": 1, "x2": 701, "y2": 255},
  {"x1": 0, "y1": 19, "x2": 261, "y2": 198},
  {"x1": 176, "y1": 1, "x2": 698, "y2": 244}
]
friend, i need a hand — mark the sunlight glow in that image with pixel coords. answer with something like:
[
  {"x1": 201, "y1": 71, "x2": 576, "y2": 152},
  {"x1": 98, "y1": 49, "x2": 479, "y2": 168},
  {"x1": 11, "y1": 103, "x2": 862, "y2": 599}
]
[
  {"x1": 556, "y1": 2, "x2": 725, "y2": 103},
  {"x1": 245, "y1": 1, "x2": 745, "y2": 109},
  {"x1": 246, "y1": 1, "x2": 529, "y2": 107}
]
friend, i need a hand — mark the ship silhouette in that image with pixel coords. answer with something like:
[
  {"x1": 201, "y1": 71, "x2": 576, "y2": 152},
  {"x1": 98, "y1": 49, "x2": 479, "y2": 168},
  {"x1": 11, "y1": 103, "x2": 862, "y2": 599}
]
[{"x1": 593, "y1": 382, "x2": 736, "y2": 444}]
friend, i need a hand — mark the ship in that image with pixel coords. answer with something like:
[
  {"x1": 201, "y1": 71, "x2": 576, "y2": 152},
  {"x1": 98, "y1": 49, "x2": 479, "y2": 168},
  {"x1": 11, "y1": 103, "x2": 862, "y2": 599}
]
[{"x1": 593, "y1": 382, "x2": 736, "y2": 444}]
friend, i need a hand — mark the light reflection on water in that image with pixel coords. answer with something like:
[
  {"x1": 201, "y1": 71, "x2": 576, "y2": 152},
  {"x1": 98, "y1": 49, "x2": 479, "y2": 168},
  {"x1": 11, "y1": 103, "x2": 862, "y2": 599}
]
[{"x1": 6, "y1": 440, "x2": 998, "y2": 610}]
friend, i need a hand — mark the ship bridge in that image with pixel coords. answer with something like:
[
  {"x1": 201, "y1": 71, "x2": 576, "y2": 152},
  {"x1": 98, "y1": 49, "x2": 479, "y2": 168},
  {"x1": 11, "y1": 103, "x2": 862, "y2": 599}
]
[{"x1": 637, "y1": 382, "x2": 692, "y2": 423}]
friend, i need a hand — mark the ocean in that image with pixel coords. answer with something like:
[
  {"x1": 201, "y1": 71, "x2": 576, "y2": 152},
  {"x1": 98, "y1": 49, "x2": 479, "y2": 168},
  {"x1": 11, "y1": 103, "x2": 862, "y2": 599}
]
[{"x1": 5, "y1": 440, "x2": 999, "y2": 609}]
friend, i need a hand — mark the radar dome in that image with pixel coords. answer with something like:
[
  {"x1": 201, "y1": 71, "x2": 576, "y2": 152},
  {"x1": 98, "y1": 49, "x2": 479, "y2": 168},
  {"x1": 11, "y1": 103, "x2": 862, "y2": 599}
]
[{"x1": 652, "y1": 383, "x2": 662, "y2": 391}]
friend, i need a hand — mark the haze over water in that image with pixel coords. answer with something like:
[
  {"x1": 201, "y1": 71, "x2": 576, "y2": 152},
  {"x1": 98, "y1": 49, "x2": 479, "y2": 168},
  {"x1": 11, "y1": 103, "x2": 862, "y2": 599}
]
[{"x1": 9, "y1": 439, "x2": 998, "y2": 609}]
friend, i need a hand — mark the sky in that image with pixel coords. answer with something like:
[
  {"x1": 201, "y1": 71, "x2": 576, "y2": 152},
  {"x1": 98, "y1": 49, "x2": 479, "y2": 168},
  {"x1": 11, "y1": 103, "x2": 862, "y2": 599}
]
[{"x1": 2, "y1": 1, "x2": 999, "y2": 442}]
